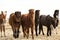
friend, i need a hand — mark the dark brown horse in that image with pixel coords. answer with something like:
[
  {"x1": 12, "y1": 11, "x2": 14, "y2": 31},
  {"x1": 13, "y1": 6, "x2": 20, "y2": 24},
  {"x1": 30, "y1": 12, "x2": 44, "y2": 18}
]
[
  {"x1": 39, "y1": 15, "x2": 56, "y2": 36},
  {"x1": 0, "y1": 11, "x2": 6, "y2": 37},
  {"x1": 39, "y1": 10, "x2": 59, "y2": 36},
  {"x1": 9, "y1": 11, "x2": 21, "y2": 38},
  {"x1": 35, "y1": 10, "x2": 40, "y2": 36},
  {"x1": 21, "y1": 9, "x2": 34, "y2": 39}
]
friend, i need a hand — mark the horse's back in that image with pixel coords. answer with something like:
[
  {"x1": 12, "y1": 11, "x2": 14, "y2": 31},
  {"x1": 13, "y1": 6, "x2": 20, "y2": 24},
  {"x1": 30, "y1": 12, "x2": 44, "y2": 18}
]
[
  {"x1": 40, "y1": 15, "x2": 47, "y2": 24},
  {"x1": 39, "y1": 15, "x2": 51, "y2": 26}
]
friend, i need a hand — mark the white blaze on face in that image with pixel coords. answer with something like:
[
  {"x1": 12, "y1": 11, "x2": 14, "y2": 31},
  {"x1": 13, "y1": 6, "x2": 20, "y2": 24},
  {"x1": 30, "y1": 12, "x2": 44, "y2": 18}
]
[{"x1": 56, "y1": 15, "x2": 59, "y2": 19}]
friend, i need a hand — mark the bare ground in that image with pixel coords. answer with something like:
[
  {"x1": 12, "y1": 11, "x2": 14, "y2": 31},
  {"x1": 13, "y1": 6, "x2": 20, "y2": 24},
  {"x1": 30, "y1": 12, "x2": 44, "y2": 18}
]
[{"x1": 0, "y1": 21, "x2": 60, "y2": 40}]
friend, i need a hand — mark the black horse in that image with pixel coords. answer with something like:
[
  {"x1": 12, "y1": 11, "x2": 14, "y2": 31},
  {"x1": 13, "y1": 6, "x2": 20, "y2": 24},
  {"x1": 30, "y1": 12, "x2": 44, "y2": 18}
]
[
  {"x1": 39, "y1": 15, "x2": 56, "y2": 36},
  {"x1": 39, "y1": 10, "x2": 59, "y2": 36},
  {"x1": 35, "y1": 10, "x2": 40, "y2": 36}
]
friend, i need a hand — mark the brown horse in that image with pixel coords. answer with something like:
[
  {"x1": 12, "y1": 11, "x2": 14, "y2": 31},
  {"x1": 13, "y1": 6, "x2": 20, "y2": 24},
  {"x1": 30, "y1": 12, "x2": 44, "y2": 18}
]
[
  {"x1": 9, "y1": 11, "x2": 21, "y2": 38},
  {"x1": 21, "y1": 9, "x2": 34, "y2": 39},
  {"x1": 0, "y1": 11, "x2": 6, "y2": 37}
]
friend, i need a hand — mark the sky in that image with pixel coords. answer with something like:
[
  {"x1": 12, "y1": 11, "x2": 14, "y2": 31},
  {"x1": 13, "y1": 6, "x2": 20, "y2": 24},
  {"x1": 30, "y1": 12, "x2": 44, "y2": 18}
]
[{"x1": 0, "y1": 0, "x2": 60, "y2": 19}]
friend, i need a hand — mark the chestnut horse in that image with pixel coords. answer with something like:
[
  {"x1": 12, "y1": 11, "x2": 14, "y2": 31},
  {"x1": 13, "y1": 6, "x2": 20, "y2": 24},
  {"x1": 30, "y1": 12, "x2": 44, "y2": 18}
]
[
  {"x1": 21, "y1": 9, "x2": 34, "y2": 39},
  {"x1": 0, "y1": 11, "x2": 6, "y2": 37},
  {"x1": 35, "y1": 10, "x2": 40, "y2": 36},
  {"x1": 9, "y1": 11, "x2": 21, "y2": 38}
]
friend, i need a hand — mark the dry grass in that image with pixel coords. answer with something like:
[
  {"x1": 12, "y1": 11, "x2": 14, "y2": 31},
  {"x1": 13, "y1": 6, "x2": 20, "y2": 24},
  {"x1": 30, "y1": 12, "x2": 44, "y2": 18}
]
[{"x1": 0, "y1": 21, "x2": 60, "y2": 40}]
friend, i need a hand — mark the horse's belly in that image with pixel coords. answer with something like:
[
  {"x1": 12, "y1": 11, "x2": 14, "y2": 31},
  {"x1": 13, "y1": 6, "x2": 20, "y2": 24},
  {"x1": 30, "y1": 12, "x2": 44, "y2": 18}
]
[{"x1": 40, "y1": 20, "x2": 48, "y2": 26}]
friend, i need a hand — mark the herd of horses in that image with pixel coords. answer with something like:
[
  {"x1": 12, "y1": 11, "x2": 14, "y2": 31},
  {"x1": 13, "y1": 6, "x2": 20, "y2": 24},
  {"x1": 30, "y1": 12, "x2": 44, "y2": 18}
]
[{"x1": 0, "y1": 9, "x2": 59, "y2": 39}]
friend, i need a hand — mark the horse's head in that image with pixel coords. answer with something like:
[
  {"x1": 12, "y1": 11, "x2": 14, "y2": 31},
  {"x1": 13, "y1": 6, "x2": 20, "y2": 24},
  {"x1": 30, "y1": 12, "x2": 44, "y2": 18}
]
[
  {"x1": 46, "y1": 15, "x2": 58, "y2": 29},
  {"x1": 14, "y1": 11, "x2": 21, "y2": 22},
  {"x1": 35, "y1": 10, "x2": 40, "y2": 14},
  {"x1": 51, "y1": 18, "x2": 59, "y2": 29},
  {"x1": 35, "y1": 10, "x2": 40, "y2": 16},
  {"x1": 29, "y1": 9, "x2": 34, "y2": 15},
  {"x1": 53, "y1": 10, "x2": 59, "y2": 18},
  {"x1": 35, "y1": 10, "x2": 40, "y2": 18},
  {"x1": 52, "y1": 10, "x2": 59, "y2": 28}
]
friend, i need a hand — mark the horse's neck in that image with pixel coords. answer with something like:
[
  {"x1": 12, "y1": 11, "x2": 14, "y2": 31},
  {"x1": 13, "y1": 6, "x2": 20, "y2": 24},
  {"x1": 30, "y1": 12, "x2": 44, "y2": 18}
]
[{"x1": 28, "y1": 13, "x2": 34, "y2": 19}]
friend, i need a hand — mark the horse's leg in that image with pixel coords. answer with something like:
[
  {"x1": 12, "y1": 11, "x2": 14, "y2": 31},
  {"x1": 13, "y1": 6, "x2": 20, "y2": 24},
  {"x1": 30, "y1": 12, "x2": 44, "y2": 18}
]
[
  {"x1": 26, "y1": 28, "x2": 29, "y2": 39},
  {"x1": 39, "y1": 24, "x2": 42, "y2": 34},
  {"x1": 35, "y1": 24, "x2": 38, "y2": 36},
  {"x1": 18, "y1": 25, "x2": 20, "y2": 33},
  {"x1": 31, "y1": 25, "x2": 34, "y2": 39},
  {"x1": 22, "y1": 27, "x2": 26, "y2": 38},
  {"x1": 22, "y1": 27, "x2": 25, "y2": 37},
  {"x1": 41, "y1": 27, "x2": 44, "y2": 35},
  {"x1": 1, "y1": 26, "x2": 2, "y2": 37},
  {"x1": 50, "y1": 28, "x2": 51, "y2": 36},
  {"x1": 3, "y1": 25, "x2": 6, "y2": 37},
  {"x1": 47, "y1": 27, "x2": 50, "y2": 36}
]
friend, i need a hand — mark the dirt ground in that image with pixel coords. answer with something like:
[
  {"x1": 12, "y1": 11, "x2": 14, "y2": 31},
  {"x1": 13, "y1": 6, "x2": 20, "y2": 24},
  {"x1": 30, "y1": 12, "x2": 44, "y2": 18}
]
[{"x1": 0, "y1": 21, "x2": 60, "y2": 40}]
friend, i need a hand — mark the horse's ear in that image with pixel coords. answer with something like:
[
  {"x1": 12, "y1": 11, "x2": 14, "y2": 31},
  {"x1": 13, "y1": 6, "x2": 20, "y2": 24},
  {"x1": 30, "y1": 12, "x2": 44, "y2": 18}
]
[{"x1": 1, "y1": 11, "x2": 3, "y2": 14}]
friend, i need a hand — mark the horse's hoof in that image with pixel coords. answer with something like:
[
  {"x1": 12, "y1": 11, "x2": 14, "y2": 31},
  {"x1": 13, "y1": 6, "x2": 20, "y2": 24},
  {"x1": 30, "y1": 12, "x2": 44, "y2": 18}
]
[
  {"x1": 32, "y1": 37, "x2": 34, "y2": 40},
  {"x1": 50, "y1": 34, "x2": 51, "y2": 36},
  {"x1": 47, "y1": 35, "x2": 49, "y2": 36},
  {"x1": 27, "y1": 37, "x2": 28, "y2": 39},
  {"x1": 43, "y1": 33, "x2": 45, "y2": 35},
  {"x1": 36, "y1": 34, "x2": 38, "y2": 36},
  {"x1": 39, "y1": 32, "x2": 40, "y2": 34},
  {"x1": 50, "y1": 35, "x2": 51, "y2": 36},
  {"x1": 23, "y1": 35, "x2": 25, "y2": 38}
]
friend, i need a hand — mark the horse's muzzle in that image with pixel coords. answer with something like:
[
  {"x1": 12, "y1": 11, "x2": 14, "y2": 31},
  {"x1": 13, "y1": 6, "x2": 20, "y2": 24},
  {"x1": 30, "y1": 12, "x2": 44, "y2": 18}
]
[{"x1": 13, "y1": 30, "x2": 19, "y2": 38}]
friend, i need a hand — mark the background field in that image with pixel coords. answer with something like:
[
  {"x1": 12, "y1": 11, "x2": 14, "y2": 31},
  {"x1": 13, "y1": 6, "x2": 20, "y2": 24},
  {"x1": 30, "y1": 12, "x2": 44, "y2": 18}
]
[{"x1": 0, "y1": 20, "x2": 60, "y2": 40}]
